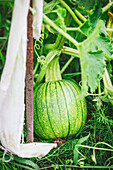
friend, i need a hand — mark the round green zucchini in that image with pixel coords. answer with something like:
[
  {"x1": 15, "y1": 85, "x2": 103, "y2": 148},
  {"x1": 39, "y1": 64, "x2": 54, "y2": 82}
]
[{"x1": 34, "y1": 79, "x2": 87, "y2": 139}]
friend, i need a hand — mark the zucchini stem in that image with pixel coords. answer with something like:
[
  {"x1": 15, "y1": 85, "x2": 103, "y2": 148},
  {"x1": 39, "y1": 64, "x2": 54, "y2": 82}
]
[
  {"x1": 62, "y1": 46, "x2": 79, "y2": 57},
  {"x1": 45, "y1": 56, "x2": 62, "y2": 82},
  {"x1": 102, "y1": 2, "x2": 113, "y2": 13},
  {"x1": 43, "y1": 14, "x2": 79, "y2": 48},
  {"x1": 103, "y1": 67, "x2": 113, "y2": 104},
  {"x1": 74, "y1": 9, "x2": 87, "y2": 22},
  {"x1": 60, "y1": 56, "x2": 75, "y2": 74},
  {"x1": 35, "y1": 50, "x2": 60, "y2": 86},
  {"x1": 58, "y1": 0, "x2": 82, "y2": 26}
]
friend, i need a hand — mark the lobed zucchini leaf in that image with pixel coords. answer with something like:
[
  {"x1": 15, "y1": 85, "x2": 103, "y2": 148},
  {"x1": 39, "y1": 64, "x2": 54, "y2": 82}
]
[
  {"x1": 79, "y1": 21, "x2": 112, "y2": 96},
  {"x1": 78, "y1": 3, "x2": 113, "y2": 96},
  {"x1": 80, "y1": 2, "x2": 102, "y2": 36}
]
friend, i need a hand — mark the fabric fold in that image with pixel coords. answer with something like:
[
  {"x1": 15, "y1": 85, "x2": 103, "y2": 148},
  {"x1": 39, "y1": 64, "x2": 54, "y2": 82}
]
[{"x1": 0, "y1": 0, "x2": 57, "y2": 159}]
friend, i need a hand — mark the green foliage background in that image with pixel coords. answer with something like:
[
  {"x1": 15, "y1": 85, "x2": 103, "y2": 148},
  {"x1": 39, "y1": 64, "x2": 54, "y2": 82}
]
[{"x1": 0, "y1": 0, "x2": 113, "y2": 169}]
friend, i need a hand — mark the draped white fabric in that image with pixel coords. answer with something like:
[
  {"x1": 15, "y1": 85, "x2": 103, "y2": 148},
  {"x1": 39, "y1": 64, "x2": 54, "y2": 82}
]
[{"x1": 0, "y1": 0, "x2": 57, "y2": 159}]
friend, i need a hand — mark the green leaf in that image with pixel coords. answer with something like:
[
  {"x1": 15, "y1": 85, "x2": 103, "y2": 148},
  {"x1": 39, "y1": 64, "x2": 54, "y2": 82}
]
[
  {"x1": 73, "y1": 134, "x2": 90, "y2": 165},
  {"x1": 86, "y1": 51, "x2": 105, "y2": 92},
  {"x1": 70, "y1": 0, "x2": 108, "y2": 10},
  {"x1": 80, "y1": 2, "x2": 102, "y2": 36},
  {"x1": 14, "y1": 157, "x2": 40, "y2": 170},
  {"x1": 76, "y1": 133, "x2": 90, "y2": 144},
  {"x1": 47, "y1": 5, "x2": 67, "y2": 32},
  {"x1": 73, "y1": 0, "x2": 95, "y2": 10},
  {"x1": 78, "y1": 20, "x2": 112, "y2": 96},
  {"x1": 95, "y1": 36, "x2": 112, "y2": 57},
  {"x1": 43, "y1": 0, "x2": 59, "y2": 14}
]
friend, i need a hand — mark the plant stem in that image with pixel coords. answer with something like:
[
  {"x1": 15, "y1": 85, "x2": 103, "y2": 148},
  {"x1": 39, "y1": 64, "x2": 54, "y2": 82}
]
[
  {"x1": 43, "y1": 14, "x2": 79, "y2": 48},
  {"x1": 58, "y1": 0, "x2": 82, "y2": 26},
  {"x1": 35, "y1": 50, "x2": 60, "y2": 86},
  {"x1": 74, "y1": 9, "x2": 87, "y2": 22},
  {"x1": 33, "y1": 61, "x2": 39, "y2": 76},
  {"x1": 60, "y1": 56, "x2": 74, "y2": 74},
  {"x1": 0, "y1": 37, "x2": 7, "y2": 39},
  {"x1": 102, "y1": 67, "x2": 113, "y2": 104},
  {"x1": 61, "y1": 46, "x2": 79, "y2": 74},
  {"x1": 0, "y1": 50, "x2": 5, "y2": 65},
  {"x1": 45, "y1": 56, "x2": 62, "y2": 82},
  {"x1": 26, "y1": 0, "x2": 33, "y2": 143},
  {"x1": 41, "y1": 165, "x2": 113, "y2": 169},
  {"x1": 62, "y1": 46, "x2": 79, "y2": 57},
  {"x1": 66, "y1": 27, "x2": 81, "y2": 31},
  {"x1": 103, "y1": 67, "x2": 113, "y2": 95},
  {"x1": 45, "y1": 12, "x2": 70, "y2": 52},
  {"x1": 102, "y1": 2, "x2": 113, "y2": 13},
  {"x1": 54, "y1": 35, "x2": 65, "y2": 50},
  {"x1": 106, "y1": 28, "x2": 113, "y2": 32},
  {"x1": 75, "y1": 144, "x2": 113, "y2": 152},
  {"x1": 103, "y1": 67, "x2": 112, "y2": 87},
  {"x1": 44, "y1": 12, "x2": 70, "y2": 80}
]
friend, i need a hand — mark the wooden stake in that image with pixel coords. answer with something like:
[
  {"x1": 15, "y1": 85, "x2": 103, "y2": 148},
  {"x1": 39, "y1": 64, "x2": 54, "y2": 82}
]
[{"x1": 26, "y1": 0, "x2": 33, "y2": 143}]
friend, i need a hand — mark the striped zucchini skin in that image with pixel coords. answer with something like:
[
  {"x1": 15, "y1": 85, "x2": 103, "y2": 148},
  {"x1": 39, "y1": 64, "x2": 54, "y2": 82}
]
[{"x1": 34, "y1": 79, "x2": 87, "y2": 139}]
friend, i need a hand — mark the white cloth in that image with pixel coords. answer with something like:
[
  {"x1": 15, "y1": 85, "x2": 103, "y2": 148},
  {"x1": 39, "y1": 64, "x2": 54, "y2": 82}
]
[
  {"x1": 0, "y1": 0, "x2": 57, "y2": 159},
  {"x1": 33, "y1": 0, "x2": 43, "y2": 39}
]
